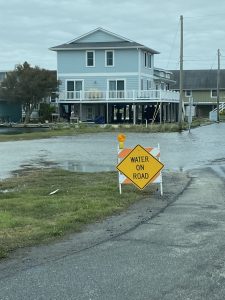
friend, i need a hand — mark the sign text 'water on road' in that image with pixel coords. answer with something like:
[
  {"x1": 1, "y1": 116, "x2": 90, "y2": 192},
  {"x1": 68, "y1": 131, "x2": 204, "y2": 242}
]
[{"x1": 116, "y1": 144, "x2": 164, "y2": 190}]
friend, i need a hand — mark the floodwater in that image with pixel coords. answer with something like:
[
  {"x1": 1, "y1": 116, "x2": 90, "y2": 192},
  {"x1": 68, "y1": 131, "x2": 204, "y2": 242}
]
[{"x1": 1, "y1": 123, "x2": 225, "y2": 179}]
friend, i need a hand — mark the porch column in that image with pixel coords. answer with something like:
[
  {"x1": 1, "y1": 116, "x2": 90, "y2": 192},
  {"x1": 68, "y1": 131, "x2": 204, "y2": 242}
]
[
  {"x1": 167, "y1": 103, "x2": 171, "y2": 122},
  {"x1": 129, "y1": 105, "x2": 132, "y2": 123},
  {"x1": 136, "y1": 105, "x2": 139, "y2": 124},
  {"x1": 133, "y1": 104, "x2": 136, "y2": 125},
  {"x1": 111, "y1": 105, "x2": 115, "y2": 123},
  {"x1": 123, "y1": 105, "x2": 127, "y2": 122},
  {"x1": 79, "y1": 103, "x2": 82, "y2": 122},
  {"x1": 176, "y1": 103, "x2": 179, "y2": 122},
  {"x1": 170, "y1": 103, "x2": 173, "y2": 122},
  {"x1": 68, "y1": 104, "x2": 72, "y2": 122},
  {"x1": 106, "y1": 102, "x2": 109, "y2": 124},
  {"x1": 141, "y1": 105, "x2": 145, "y2": 124},
  {"x1": 163, "y1": 104, "x2": 166, "y2": 123},
  {"x1": 160, "y1": 102, "x2": 162, "y2": 124}
]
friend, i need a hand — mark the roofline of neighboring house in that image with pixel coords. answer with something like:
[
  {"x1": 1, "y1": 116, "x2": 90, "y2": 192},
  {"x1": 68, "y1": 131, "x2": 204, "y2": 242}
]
[
  {"x1": 154, "y1": 67, "x2": 173, "y2": 74},
  {"x1": 154, "y1": 77, "x2": 176, "y2": 84}
]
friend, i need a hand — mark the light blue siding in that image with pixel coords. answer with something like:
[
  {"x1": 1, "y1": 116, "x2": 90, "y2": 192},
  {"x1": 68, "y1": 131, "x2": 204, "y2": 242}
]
[
  {"x1": 59, "y1": 75, "x2": 139, "y2": 93},
  {"x1": 140, "y1": 50, "x2": 154, "y2": 76},
  {"x1": 57, "y1": 49, "x2": 138, "y2": 74},
  {"x1": 56, "y1": 29, "x2": 157, "y2": 98},
  {"x1": 76, "y1": 30, "x2": 124, "y2": 43}
]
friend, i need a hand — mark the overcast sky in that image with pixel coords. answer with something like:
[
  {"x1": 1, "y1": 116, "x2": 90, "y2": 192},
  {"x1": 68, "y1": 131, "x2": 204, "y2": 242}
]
[{"x1": 1, "y1": 0, "x2": 225, "y2": 71}]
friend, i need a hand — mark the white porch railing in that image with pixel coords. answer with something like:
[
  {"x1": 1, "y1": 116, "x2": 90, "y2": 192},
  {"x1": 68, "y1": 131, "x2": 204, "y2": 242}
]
[
  {"x1": 59, "y1": 89, "x2": 180, "y2": 103},
  {"x1": 209, "y1": 102, "x2": 225, "y2": 121}
]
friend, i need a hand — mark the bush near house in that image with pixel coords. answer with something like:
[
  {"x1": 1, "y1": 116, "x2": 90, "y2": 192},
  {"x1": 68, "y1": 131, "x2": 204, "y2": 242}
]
[{"x1": 39, "y1": 103, "x2": 56, "y2": 122}]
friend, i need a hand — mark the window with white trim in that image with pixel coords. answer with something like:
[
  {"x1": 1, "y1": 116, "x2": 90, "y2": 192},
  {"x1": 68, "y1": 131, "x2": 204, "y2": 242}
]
[
  {"x1": 144, "y1": 52, "x2": 147, "y2": 67},
  {"x1": 185, "y1": 90, "x2": 192, "y2": 97},
  {"x1": 66, "y1": 80, "x2": 83, "y2": 99},
  {"x1": 147, "y1": 80, "x2": 151, "y2": 90},
  {"x1": 106, "y1": 50, "x2": 114, "y2": 66},
  {"x1": 86, "y1": 51, "x2": 95, "y2": 67},
  {"x1": 147, "y1": 53, "x2": 151, "y2": 68},
  {"x1": 211, "y1": 89, "x2": 217, "y2": 98},
  {"x1": 141, "y1": 79, "x2": 144, "y2": 90}
]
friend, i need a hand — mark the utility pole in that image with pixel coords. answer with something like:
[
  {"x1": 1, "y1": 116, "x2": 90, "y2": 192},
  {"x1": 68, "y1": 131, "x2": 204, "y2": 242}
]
[
  {"x1": 217, "y1": 49, "x2": 220, "y2": 122},
  {"x1": 178, "y1": 15, "x2": 184, "y2": 130}
]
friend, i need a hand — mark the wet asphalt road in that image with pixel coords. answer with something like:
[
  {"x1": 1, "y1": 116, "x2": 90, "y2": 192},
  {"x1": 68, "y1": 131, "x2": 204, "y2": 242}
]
[
  {"x1": 1, "y1": 124, "x2": 225, "y2": 299},
  {"x1": 0, "y1": 167, "x2": 225, "y2": 299}
]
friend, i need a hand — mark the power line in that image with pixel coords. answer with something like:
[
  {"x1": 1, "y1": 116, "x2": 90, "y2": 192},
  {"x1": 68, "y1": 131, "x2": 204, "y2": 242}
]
[
  {"x1": 166, "y1": 21, "x2": 179, "y2": 69},
  {"x1": 184, "y1": 13, "x2": 225, "y2": 19}
]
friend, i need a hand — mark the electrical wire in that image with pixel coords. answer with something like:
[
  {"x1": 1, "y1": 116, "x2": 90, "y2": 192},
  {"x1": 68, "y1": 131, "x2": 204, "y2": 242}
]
[{"x1": 166, "y1": 21, "x2": 180, "y2": 69}]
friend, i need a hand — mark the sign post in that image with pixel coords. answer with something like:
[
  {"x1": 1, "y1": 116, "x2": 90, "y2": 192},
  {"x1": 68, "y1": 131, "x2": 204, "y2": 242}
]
[{"x1": 188, "y1": 97, "x2": 193, "y2": 133}]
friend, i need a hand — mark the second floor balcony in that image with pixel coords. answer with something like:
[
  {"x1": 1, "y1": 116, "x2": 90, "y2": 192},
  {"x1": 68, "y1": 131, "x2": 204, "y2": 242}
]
[{"x1": 57, "y1": 89, "x2": 180, "y2": 103}]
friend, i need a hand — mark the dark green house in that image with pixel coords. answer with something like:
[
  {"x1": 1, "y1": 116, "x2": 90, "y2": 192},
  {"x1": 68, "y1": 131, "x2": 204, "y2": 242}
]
[
  {"x1": 0, "y1": 71, "x2": 22, "y2": 123},
  {"x1": 171, "y1": 69, "x2": 225, "y2": 117}
]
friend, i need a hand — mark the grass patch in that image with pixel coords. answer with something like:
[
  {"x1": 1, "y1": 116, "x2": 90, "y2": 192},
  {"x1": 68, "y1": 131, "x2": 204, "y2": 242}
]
[
  {"x1": 0, "y1": 168, "x2": 156, "y2": 259},
  {"x1": 0, "y1": 119, "x2": 212, "y2": 142}
]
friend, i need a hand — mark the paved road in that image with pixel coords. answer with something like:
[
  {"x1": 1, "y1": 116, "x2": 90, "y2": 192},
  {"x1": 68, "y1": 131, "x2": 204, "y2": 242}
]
[{"x1": 1, "y1": 166, "x2": 225, "y2": 299}]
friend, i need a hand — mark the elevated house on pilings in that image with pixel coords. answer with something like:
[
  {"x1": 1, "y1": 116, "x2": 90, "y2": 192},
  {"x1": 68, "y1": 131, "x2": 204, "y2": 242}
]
[{"x1": 50, "y1": 28, "x2": 179, "y2": 124}]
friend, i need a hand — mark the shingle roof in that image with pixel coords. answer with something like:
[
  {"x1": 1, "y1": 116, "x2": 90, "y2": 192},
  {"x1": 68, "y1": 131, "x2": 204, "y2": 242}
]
[
  {"x1": 171, "y1": 69, "x2": 225, "y2": 90},
  {"x1": 50, "y1": 41, "x2": 159, "y2": 54}
]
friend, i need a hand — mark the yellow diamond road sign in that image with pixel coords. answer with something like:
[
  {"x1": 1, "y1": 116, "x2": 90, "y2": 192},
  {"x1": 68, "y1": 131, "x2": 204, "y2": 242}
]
[{"x1": 116, "y1": 144, "x2": 164, "y2": 190}]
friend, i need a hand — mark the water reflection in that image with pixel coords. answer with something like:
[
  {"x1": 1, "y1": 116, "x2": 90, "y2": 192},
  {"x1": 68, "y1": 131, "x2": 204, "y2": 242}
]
[{"x1": 64, "y1": 161, "x2": 113, "y2": 172}]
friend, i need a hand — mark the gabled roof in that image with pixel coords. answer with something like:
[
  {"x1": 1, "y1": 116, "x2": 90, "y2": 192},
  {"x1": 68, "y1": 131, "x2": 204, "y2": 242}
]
[
  {"x1": 50, "y1": 27, "x2": 159, "y2": 54},
  {"x1": 171, "y1": 69, "x2": 225, "y2": 90},
  {"x1": 68, "y1": 27, "x2": 135, "y2": 44}
]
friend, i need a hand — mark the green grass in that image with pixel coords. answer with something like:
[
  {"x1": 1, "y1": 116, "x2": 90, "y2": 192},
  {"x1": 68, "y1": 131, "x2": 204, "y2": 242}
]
[
  {"x1": 0, "y1": 168, "x2": 156, "y2": 259},
  {"x1": 0, "y1": 120, "x2": 212, "y2": 142}
]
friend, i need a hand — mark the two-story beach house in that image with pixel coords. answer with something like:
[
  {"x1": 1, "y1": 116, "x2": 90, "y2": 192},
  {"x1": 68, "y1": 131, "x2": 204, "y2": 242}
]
[{"x1": 50, "y1": 28, "x2": 179, "y2": 124}]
